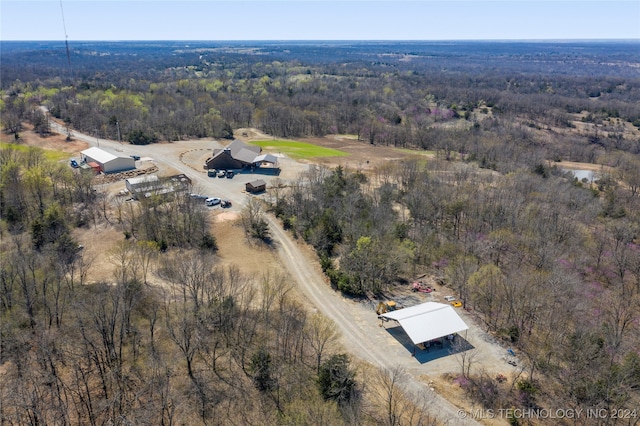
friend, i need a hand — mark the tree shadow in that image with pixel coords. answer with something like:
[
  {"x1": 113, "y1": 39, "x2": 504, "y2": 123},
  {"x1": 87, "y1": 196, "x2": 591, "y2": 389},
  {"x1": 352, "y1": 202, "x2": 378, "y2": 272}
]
[{"x1": 383, "y1": 324, "x2": 475, "y2": 365}]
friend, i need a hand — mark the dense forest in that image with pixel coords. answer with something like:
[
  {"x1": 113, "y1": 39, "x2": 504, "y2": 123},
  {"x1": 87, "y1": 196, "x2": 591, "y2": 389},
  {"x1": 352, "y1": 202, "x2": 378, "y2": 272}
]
[{"x1": 1, "y1": 40, "x2": 640, "y2": 424}]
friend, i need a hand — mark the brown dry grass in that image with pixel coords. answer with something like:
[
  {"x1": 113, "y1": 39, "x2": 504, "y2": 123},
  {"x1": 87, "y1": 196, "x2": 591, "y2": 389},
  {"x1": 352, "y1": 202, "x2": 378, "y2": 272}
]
[
  {"x1": 7, "y1": 123, "x2": 628, "y2": 421},
  {"x1": 211, "y1": 211, "x2": 284, "y2": 277},
  {"x1": 1, "y1": 123, "x2": 89, "y2": 153}
]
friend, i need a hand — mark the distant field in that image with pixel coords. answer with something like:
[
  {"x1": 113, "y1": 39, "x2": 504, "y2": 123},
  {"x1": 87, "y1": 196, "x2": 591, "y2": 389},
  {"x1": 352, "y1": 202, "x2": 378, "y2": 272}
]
[
  {"x1": 251, "y1": 140, "x2": 349, "y2": 159},
  {"x1": 395, "y1": 148, "x2": 436, "y2": 156},
  {"x1": 0, "y1": 142, "x2": 70, "y2": 162}
]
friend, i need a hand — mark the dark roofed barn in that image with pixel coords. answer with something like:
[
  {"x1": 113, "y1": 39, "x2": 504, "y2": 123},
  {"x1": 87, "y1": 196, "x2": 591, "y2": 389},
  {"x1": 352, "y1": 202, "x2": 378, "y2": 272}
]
[
  {"x1": 204, "y1": 140, "x2": 262, "y2": 171},
  {"x1": 205, "y1": 148, "x2": 245, "y2": 170}
]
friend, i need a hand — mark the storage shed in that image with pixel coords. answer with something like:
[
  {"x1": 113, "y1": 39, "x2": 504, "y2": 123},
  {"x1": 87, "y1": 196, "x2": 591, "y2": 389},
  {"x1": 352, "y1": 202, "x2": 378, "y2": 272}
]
[
  {"x1": 81, "y1": 147, "x2": 135, "y2": 174},
  {"x1": 246, "y1": 179, "x2": 267, "y2": 194},
  {"x1": 125, "y1": 175, "x2": 160, "y2": 195},
  {"x1": 125, "y1": 174, "x2": 192, "y2": 200}
]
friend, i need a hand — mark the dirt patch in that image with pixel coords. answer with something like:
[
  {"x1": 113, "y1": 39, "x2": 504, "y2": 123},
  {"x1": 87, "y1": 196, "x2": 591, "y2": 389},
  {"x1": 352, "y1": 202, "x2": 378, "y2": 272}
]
[
  {"x1": 72, "y1": 210, "x2": 286, "y2": 290},
  {"x1": 214, "y1": 211, "x2": 241, "y2": 223},
  {"x1": 211, "y1": 213, "x2": 285, "y2": 278},
  {"x1": 553, "y1": 160, "x2": 613, "y2": 173},
  {"x1": 181, "y1": 148, "x2": 212, "y2": 170},
  {"x1": 1, "y1": 123, "x2": 89, "y2": 153},
  {"x1": 73, "y1": 225, "x2": 126, "y2": 285}
]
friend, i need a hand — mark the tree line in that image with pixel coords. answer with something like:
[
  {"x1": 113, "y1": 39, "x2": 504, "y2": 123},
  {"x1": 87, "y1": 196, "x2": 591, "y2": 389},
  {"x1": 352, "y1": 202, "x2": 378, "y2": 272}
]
[
  {"x1": 0, "y1": 146, "x2": 440, "y2": 424},
  {"x1": 2, "y1": 40, "x2": 640, "y2": 422},
  {"x1": 272, "y1": 158, "x2": 640, "y2": 414},
  {"x1": 2, "y1": 41, "x2": 639, "y2": 177}
]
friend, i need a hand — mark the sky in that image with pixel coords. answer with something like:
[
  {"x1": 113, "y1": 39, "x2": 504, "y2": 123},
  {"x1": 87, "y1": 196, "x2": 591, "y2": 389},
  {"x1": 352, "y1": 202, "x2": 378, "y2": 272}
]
[{"x1": 1, "y1": 0, "x2": 639, "y2": 41}]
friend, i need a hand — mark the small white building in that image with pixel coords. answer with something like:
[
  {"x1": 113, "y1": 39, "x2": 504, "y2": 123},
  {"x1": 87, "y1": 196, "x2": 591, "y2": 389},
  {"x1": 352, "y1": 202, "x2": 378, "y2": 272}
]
[{"x1": 81, "y1": 147, "x2": 135, "y2": 173}]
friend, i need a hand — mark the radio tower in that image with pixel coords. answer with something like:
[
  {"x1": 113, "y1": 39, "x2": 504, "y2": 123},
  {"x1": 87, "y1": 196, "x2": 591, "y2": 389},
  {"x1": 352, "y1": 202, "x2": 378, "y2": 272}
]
[{"x1": 59, "y1": 0, "x2": 72, "y2": 76}]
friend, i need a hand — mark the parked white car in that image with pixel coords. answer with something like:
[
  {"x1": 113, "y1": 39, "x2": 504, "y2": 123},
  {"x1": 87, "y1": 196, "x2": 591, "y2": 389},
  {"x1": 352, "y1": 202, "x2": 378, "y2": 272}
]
[{"x1": 205, "y1": 197, "x2": 221, "y2": 206}]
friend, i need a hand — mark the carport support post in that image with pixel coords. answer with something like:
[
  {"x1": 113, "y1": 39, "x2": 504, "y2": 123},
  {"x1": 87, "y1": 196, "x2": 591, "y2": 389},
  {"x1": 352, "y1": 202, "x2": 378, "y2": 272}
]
[{"x1": 412, "y1": 345, "x2": 416, "y2": 357}]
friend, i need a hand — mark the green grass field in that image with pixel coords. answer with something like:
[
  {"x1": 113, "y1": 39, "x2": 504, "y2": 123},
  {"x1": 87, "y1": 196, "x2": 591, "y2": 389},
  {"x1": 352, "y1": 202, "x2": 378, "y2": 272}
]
[
  {"x1": 0, "y1": 142, "x2": 70, "y2": 162},
  {"x1": 251, "y1": 140, "x2": 349, "y2": 159}
]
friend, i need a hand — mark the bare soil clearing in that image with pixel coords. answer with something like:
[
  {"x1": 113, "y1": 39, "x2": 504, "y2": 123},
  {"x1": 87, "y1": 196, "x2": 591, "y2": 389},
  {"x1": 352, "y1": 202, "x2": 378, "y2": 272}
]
[
  {"x1": 554, "y1": 160, "x2": 613, "y2": 173},
  {"x1": 1, "y1": 123, "x2": 89, "y2": 154}
]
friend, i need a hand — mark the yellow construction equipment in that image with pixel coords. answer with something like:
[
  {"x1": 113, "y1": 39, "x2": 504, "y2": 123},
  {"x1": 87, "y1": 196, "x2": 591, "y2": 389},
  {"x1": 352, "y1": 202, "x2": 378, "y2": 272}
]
[{"x1": 376, "y1": 301, "x2": 398, "y2": 315}]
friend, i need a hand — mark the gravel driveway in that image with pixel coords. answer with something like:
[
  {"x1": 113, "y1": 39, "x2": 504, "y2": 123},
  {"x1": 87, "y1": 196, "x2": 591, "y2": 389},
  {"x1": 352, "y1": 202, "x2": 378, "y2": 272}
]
[{"x1": 53, "y1": 121, "x2": 517, "y2": 424}]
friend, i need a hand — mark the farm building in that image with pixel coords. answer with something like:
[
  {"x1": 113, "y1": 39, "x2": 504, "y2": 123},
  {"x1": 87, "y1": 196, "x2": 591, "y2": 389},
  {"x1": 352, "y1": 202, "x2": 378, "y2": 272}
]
[
  {"x1": 246, "y1": 179, "x2": 267, "y2": 194},
  {"x1": 204, "y1": 140, "x2": 278, "y2": 171},
  {"x1": 125, "y1": 174, "x2": 192, "y2": 199},
  {"x1": 80, "y1": 147, "x2": 135, "y2": 173},
  {"x1": 125, "y1": 175, "x2": 160, "y2": 196}
]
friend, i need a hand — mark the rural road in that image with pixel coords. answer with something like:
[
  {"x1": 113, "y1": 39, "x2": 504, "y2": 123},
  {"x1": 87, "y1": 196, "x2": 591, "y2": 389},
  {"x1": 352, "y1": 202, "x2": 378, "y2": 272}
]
[{"x1": 49, "y1": 118, "x2": 479, "y2": 425}]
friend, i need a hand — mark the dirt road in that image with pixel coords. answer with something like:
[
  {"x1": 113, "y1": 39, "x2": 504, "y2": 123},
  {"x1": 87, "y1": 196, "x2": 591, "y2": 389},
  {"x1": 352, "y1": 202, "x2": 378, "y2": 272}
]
[
  {"x1": 267, "y1": 216, "x2": 483, "y2": 425},
  {"x1": 50, "y1": 121, "x2": 479, "y2": 424}
]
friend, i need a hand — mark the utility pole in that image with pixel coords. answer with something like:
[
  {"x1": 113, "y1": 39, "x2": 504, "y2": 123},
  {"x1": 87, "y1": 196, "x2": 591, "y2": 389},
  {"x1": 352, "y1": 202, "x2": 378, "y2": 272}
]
[{"x1": 116, "y1": 120, "x2": 122, "y2": 144}]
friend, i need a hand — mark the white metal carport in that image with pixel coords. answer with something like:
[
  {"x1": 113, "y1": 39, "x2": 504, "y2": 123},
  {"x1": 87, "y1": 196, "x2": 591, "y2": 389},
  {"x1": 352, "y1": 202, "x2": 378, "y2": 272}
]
[{"x1": 379, "y1": 302, "x2": 468, "y2": 346}]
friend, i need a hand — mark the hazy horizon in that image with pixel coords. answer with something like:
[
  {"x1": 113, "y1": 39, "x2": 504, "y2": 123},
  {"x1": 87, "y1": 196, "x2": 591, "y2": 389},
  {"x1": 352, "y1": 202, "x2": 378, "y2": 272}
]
[
  {"x1": 3, "y1": 39, "x2": 639, "y2": 43},
  {"x1": 2, "y1": 1, "x2": 639, "y2": 42}
]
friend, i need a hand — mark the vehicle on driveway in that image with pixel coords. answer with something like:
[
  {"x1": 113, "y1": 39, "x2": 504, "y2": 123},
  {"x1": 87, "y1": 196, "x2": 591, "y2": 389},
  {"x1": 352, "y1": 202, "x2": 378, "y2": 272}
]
[
  {"x1": 69, "y1": 159, "x2": 79, "y2": 168},
  {"x1": 226, "y1": 170, "x2": 234, "y2": 178},
  {"x1": 412, "y1": 281, "x2": 433, "y2": 293},
  {"x1": 190, "y1": 193, "x2": 208, "y2": 200},
  {"x1": 208, "y1": 169, "x2": 217, "y2": 177},
  {"x1": 221, "y1": 200, "x2": 232, "y2": 208},
  {"x1": 206, "y1": 197, "x2": 221, "y2": 206},
  {"x1": 443, "y1": 296, "x2": 462, "y2": 307},
  {"x1": 217, "y1": 170, "x2": 226, "y2": 178}
]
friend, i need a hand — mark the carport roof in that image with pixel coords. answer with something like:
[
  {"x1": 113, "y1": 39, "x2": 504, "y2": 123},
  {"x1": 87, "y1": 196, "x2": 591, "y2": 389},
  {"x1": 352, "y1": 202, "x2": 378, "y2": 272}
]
[
  {"x1": 380, "y1": 302, "x2": 468, "y2": 345},
  {"x1": 253, "y1": 153, "x2": 278, "y2": 164}
]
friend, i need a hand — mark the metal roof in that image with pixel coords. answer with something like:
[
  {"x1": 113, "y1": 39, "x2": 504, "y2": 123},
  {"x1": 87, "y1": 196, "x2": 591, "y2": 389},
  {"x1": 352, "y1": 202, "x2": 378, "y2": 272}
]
[
  {"x1": 126, "y1": 175, "x2": 159, "y2": 186},
  {"x1": 380, "y1": 302, "x2": 468, "y2": 345},
  {"x1": 253, "y1": 153, "x2": 278, "y2": 164},
  {"x1": 234, "y1": 148, "x2": 261, "y2": 164},
  {"x1": 226, "y1": 139, "x2": 260, "y2": 157},
  {"x1": 81, "y1": 147, "x2": 120, "y2": 164}
]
